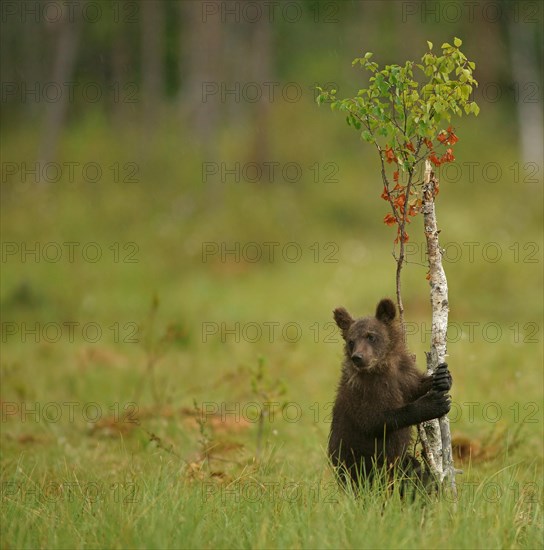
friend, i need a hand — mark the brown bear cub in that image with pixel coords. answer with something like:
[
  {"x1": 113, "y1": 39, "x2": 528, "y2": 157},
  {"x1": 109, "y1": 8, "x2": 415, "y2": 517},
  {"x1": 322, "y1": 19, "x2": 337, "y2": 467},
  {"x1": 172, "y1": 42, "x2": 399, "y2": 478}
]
[{"x1": 328, "y1": 298, "x2": 452, "y2": 488}]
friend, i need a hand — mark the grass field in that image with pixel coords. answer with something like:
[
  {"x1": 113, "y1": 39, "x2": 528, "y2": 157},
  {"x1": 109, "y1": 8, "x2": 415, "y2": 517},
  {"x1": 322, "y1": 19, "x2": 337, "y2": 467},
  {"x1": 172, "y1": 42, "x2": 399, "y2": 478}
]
[{"x1": 1, "y1": 102, "x2": 543, "y2": 548}]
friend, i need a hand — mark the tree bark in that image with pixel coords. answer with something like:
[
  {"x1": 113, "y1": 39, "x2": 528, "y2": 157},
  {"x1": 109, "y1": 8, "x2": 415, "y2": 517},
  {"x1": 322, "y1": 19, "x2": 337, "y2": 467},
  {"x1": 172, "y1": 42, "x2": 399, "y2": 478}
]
[{"x1": 418, "y1": 159, "x2": 456, "y2": 495}]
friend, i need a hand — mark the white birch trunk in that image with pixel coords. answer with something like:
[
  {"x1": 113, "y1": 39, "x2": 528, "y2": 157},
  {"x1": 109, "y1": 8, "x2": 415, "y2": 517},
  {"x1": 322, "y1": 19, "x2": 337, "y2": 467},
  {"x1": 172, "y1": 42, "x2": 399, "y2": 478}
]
[{"x1": 418, "y1": 160, "x2": 456, "y2": 495}]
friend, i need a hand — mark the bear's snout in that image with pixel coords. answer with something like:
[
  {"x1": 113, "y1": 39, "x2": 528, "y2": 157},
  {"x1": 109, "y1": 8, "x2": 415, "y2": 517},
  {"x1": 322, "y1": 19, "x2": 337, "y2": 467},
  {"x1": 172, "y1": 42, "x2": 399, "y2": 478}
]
[{"x1": 351, "y1": 353, "x2": 365, "y2": 367}]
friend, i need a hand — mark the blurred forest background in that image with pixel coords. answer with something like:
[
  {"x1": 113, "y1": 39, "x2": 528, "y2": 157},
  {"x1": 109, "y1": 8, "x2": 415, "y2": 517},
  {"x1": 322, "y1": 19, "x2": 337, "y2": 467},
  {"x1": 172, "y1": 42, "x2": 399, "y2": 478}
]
[
  {"x1": 0, "y1": 0, "x2": 544, "y2": 547},
  {"x1": 2, "y1": 0, "x2": 542, "y2": 313},
  {"x1": 1, "y1": 1, "x2": 543, "y2": 547},
  {"x1": 2, "y1": 0, "x2": 543, "y2": 456},
  {"x1": 1, "y1": 0, "x2": 543, "y2": 164}
]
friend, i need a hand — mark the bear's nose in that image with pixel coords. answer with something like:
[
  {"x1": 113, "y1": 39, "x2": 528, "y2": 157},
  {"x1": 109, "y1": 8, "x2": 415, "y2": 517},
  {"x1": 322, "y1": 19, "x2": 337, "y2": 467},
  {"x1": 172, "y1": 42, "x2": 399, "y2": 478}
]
[{"x1": 351, "y1": 353, "x2": 364, "y2": 366}]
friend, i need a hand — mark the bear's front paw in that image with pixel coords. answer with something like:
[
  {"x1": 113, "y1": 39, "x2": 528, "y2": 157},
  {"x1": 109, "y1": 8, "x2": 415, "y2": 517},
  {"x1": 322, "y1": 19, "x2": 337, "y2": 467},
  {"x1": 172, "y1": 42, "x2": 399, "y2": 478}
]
[
  {"x1": 422, "y1": 389, "x2": 451, "y2": 419},
  {"x1": 432, "y1": 362, "x2": 452, "y2": 392}
]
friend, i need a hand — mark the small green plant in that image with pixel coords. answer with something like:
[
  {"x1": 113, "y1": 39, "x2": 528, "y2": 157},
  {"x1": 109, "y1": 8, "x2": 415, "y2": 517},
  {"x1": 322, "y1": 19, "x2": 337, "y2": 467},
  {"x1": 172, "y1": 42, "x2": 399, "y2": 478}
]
[
  {"x1": 193, "y1": 397, "x2": 214, "y2": 467},
  {"x1": 249, "y1": 356, "x2": 288, "y2": 459},
  {"x1": 134, "y1": 294, "x2": 190, "y2": 405}
]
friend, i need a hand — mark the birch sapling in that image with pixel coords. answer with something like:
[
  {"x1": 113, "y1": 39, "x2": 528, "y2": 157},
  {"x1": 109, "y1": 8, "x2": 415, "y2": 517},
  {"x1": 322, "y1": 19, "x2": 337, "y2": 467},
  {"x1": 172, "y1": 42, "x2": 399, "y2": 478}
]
[{"x1": 317, "y1": 38, "x2": 479, "y2": 490}]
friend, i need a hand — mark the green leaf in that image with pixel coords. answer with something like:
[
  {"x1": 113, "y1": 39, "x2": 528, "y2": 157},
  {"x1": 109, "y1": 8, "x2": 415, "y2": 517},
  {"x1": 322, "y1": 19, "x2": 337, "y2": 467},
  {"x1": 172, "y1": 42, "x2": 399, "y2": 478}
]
[{"x1": 317, "y1": 38, "x2": 478, "y2": 186}]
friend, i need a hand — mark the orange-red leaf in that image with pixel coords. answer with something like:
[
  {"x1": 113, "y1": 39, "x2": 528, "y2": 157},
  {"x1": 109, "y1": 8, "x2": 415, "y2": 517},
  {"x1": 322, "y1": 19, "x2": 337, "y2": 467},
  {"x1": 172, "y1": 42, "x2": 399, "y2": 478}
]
[
  {"x1": 429, "y1": 153, "x2": 441, "y2": 166},
  {"x1": 446, "y1": 126, "x2": 459, "y2": 144},
  {"x1": 384, "y1": 213, "x2": 397, "y2": 226},
  {"x1": 438, "y1": 127, "x2": 459, "y2": 146},
  {"x1": 440, "y1": 148, "x2": 455, "y2": 163},
  {"x1": 394, "y1": 193, "x2": 406, "y2": 208},
  {"x1": 385, "y1": 146, "x2": 397, "y2": 164}
]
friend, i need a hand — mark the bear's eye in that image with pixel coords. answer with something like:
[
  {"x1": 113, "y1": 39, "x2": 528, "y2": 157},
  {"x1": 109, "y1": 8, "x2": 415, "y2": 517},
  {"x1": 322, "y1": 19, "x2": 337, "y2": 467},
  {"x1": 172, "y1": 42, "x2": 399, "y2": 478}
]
[
  {"x1": 366, "y1": 333, "x2": 376, "y2": 343},
  {"x1": 347, "y1": 339, "x2": 355, "y2": 351}
]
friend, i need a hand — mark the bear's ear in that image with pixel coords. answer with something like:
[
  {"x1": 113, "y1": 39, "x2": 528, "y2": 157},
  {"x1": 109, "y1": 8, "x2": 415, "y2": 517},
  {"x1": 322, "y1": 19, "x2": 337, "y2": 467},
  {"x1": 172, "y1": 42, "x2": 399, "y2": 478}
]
[
  {"x1": 376, "y1": 298, "x2": 396, "y2": 323},
  {"x1": 333, "y1": 307, "x2": 354, "y2": 338}
]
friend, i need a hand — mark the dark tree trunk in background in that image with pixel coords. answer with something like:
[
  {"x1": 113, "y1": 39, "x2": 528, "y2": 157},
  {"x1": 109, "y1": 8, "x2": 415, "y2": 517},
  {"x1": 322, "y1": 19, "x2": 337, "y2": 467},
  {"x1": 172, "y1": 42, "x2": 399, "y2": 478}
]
[
  {"x1": 37, "y1": 10, "x2": 81, "y2": 178},
  {"x1": 141, "y1": 0, "x2": 165, "y2": 126},
  {"x1": 111, "y1": 21, "x2": 130, "y2": 126},
  {"x1": 248, "y1": 17, "x2": 273, "y2": 168},
  {"x1": 22, "y1": 20, "x2": 48, "y2": 120},
  {"x1": 508, "y1": 24, "x2": 543, "y2": 166},
  {"x1": 181, "y1": 0, "x2": 222, "y2": 155}
]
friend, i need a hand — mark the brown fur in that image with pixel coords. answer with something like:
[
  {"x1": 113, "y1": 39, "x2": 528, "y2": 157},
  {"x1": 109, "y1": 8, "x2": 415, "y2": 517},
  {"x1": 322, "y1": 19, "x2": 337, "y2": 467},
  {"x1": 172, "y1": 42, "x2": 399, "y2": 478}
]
[{"x1": 328, "y1": 299, "x2": 451, "y2": 486}]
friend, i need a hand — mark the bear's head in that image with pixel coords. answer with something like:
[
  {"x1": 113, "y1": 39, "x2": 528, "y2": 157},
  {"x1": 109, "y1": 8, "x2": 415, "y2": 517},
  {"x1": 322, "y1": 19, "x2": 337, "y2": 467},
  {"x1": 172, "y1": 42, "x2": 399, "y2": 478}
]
[{"x1": 333, "y1": 298, "x2": 402, "y2": 373}]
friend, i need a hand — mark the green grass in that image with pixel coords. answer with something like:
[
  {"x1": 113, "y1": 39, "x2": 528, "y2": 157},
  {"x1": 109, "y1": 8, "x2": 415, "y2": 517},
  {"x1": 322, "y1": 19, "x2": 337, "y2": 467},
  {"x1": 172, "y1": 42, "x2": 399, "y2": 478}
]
[
  {"x1": 1, "y1": 444, "x2": 542, "y2": 549},
  {"x1": 1, "y1": 103, "x2": 543, "y2": 549}
]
